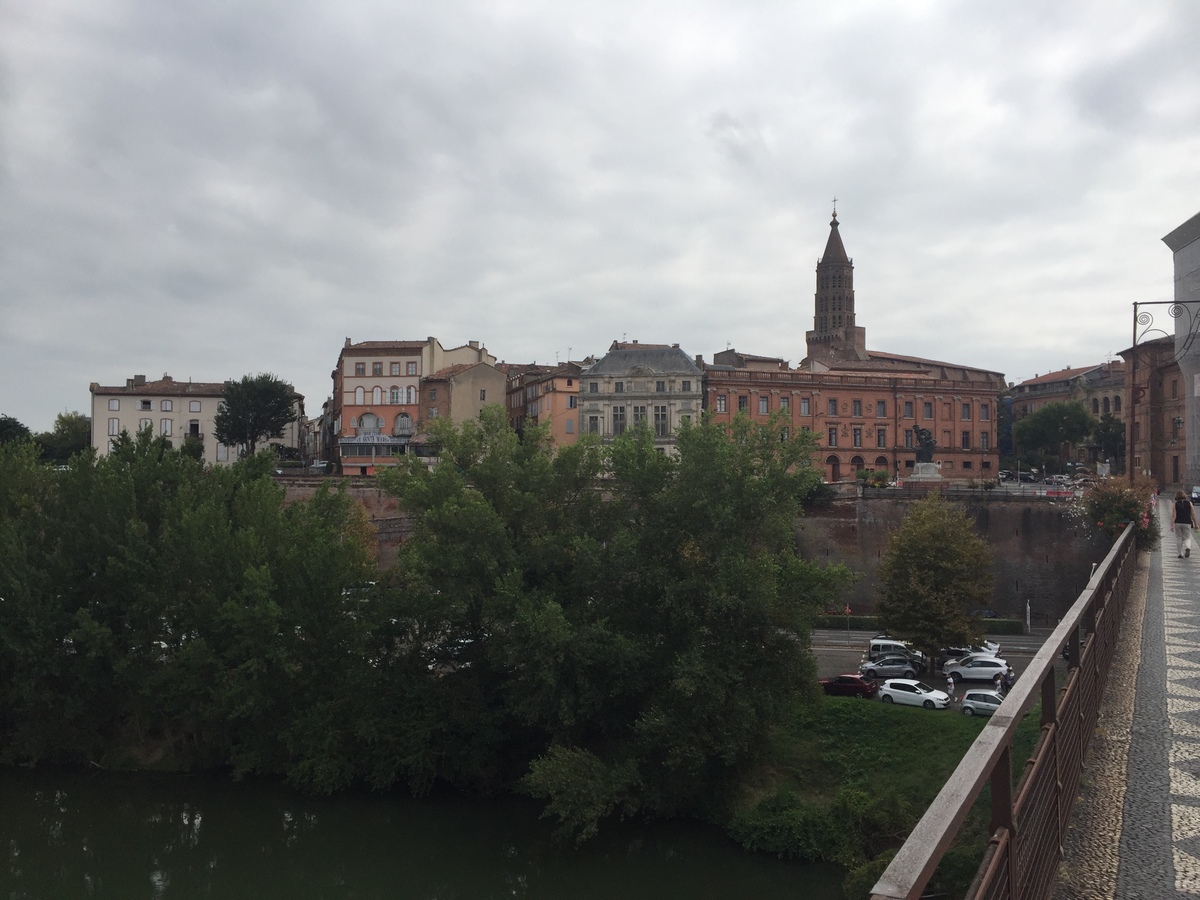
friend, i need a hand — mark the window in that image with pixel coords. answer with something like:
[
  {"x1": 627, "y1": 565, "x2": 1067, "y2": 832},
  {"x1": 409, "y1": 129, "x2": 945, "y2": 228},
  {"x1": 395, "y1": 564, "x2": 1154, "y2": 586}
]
[
  {"x1": 716, "y1": 395, "x2": 727, "y2": 413},
  {"x1": 903, "y1": 401, "x2": 913, "y2": 418},
  {"x1": 137, "y1": 418, "x2": 151, "y2": 432},
  {"x1": 588, "y1": 416, "x2": 599, "y2": 434},
  {"x1": 852, "y1": 399, "x2": 862, "y2": 417},
  {"x1": 428, "y1": 389, "x2": 437, "y2": 400},
  {"x1": 373, "y1": 362, "x2": 383, "y2": 376},
  {"x1": 479, "y1": 390, "x2": 486, "y2": 402},
  {"x1": 852, "y1": 428, "x2": 862, "y2": 448},
  {"x1": 828, "y1": 399, "x2": 838, "y2": 416},
  {"x1": 654, "y1": 406, "x2": 668, "y2": 437},
  {"x1": 406, "y1": 386, "x2": 415, "y2": 405},
  {"x1": 876, "y1": 428, "x2": 886, "y2": 448},
  {"x1": 980, "y1": 403, "x2": 990, "y2": 421},
  {"x1": 568, "y1": 396, "x2": 577, "y2": 408},
  {"x1": 961, "y1": 430, "x2": 971, "y2": 450},
  {"x1": 190, "y1": 400, "x2": 201, "y2": 413},
  {"x1": 827, "y1": 428, "x2": 838, "y2": 447},
  {"x1": 1102, "y1": 397, "x2": 1110, "y2": 415},
  {"x1": 373, "y1": 386, "x2": 382, "y2": 404},
  {"x1": 566, "y1": 379, "x2": 573, "y2": 387},
  {"x1": 681, "y1": 380, "x2": 691, "y2": 392},
  {"x1": 355, "y1": 387, "x2": 365, "y2": 404},
  {"x1": 1173, "y1": 380, "x2": 1179, "y2": 399},
  {"x1": 188, "y1": 420, "x2": 200, "y2": 437},
  {"x1": 981, "y1": 432, "x2": 990, "y2": 450},
  {"x1": 615, "y1": 382, "x2": 624, "y2": 393},
  {"x1": 1114, "y1": 395, "x2": 1122, "y2": 412},
  {"x1": 108, "y1": 417, "x2": 120, "y2": 436},
  {"x1": 160, "y1": 419, "x2": 172, "y2": 436},
  {"x1": 656, "y1": 381, "x2": 665, "y2": 392},
  {"x1": 876, "y1": 401, "x2": 886, "y2": 417},
  {"x1": 589, "y1": 382, "x2": 598, "y2": 394},
  {"x1": 905, "y1": 429, "x2": 913, "y2": 448},
  {"x1": 217, "y1": 444, "x2": 229, "y2": 462},
  {"x1": 923, "y1": 402, "x2": 933, "y2": 419},
  {"x1": 633, "y1": 405, "x2": 647, "y2": 426},
  {"x1": 429, "y1": 407, "x2": 439, "y2": 419},
  {"x1": 963, "y1": 461, "x2": 973, "y2": 470},
  {"x1": 780, "y1": 395, "x2": 790, "y2": 411},
  {"x1": 407, "y1": 362, "x2": 418, "y2": 376},
  {"x1": 613, "y1": 406, "x2": 626, "y2": 435},
  {"x1": 738, "y1": 395, "x2": 748, "y2": 411},
  {"x1": 1092, "y1": 399, "x2": 1100, "y2": 414},
  {"x1": 355, "y1": 363, "x2": 366, "y2": 376},
  {"x1": 140, "y1": 400, "x2": 152, "y2": 411},
  {"x1": 565, "y1": 420, "x2": 574, "y2": 434},
  {"x1": 800, "y1": 398, "x2": 810, "y2": 416},
  {"x1": 758, "y1": 396, "x2": 769, "y2": 414},
  {"x1": 349, "y1": 417, "x2": 358, "y2": 428},
  {"x1": 961, "y1": 403, "x2": 971, "y2": 420},
  {"x1": 391, "y1": 363, "x2": 401, "y2": 376},
  {"x1": 390, "y1": 387, "x2": 400, "y2": 404},
  {"x1": 681, "y1": 415, "x2": 691, "y2": 426}
]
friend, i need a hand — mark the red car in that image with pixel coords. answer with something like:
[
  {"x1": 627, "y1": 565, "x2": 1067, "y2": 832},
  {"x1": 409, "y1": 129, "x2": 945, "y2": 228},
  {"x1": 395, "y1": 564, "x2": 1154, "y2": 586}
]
[{"x1": 819, "y1": 674, "x2": 879, "y2": 699}]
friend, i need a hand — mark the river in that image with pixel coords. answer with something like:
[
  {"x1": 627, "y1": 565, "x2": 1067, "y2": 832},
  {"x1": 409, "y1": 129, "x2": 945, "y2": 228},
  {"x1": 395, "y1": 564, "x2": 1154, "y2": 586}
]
[{"x1": 0, "y1": 768, "x2": 845, "y2": 899}]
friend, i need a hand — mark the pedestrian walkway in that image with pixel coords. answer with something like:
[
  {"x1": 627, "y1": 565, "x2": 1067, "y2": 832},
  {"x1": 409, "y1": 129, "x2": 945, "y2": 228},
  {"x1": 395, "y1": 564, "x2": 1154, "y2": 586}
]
[{"x1": 1055, "y1": 499, "x2": 1200, "y2": 898}]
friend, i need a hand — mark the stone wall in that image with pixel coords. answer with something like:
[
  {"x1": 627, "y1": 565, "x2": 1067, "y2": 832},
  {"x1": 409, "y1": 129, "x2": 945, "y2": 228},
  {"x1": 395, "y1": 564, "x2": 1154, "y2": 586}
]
[{"x1": 796, "y1": 494, "x2": 1109, "y2": 622}]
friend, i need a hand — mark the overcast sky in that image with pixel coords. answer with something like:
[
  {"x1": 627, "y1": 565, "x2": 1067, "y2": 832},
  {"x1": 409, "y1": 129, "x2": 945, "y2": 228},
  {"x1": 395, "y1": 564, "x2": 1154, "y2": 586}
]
[{"x1": 2, "y1": 0, "x2": 1198, "y2": 432}]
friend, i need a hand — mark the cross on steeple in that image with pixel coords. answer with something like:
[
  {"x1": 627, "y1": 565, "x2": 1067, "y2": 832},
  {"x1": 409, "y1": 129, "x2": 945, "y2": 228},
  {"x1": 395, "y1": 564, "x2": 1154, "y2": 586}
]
[{"x1": 831, "y1": 196, "x2": 838, "y2": 216}]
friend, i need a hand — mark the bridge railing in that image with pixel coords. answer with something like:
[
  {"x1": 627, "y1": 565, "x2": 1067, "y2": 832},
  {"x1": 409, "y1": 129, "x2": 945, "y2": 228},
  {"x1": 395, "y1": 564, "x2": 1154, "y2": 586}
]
[{"x1": 870, "y1": 525, "x2": 1138, "y2": 900}]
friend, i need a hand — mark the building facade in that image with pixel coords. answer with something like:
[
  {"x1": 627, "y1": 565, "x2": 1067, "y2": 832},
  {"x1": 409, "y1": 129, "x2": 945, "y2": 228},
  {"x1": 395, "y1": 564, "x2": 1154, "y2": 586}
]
[
  {"x1": 703, "y1": 212, "x2": 1005, "y2": 482},
  {"x1": 577, "y1": 342, "x2": 703, "y2": 453},
  {"x1": 1010, "y1": 361, "x2": 1126, "y2": 470},
  {"x1": 89, "y1": 373, "x2": 304, "y2": 465},
  {"x1": 1121, "y1": 336, "x2": 1186, "y2": 487},
  {"x1": 505, "y1": 362, "x2": 584, "y2": 445},
  {"x1": 1164, "y1": 211, "x2": 1200, "y2": 486},
  {"x1": 331, "y1": 337, "x2": 496, "y2": 475}
]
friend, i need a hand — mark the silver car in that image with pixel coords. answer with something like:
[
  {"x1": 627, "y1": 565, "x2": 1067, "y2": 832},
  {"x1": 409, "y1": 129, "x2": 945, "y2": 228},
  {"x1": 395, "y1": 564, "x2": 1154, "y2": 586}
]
[
  {"x1": 860, "y1": 654, "x2": 920, "y2": 680},
  {"x1": 944, "y1": 655, "x2": 1009, "y2": 684},
  {"x1": 960, "y1": 689, "x2": 1005, "y2": 717}
]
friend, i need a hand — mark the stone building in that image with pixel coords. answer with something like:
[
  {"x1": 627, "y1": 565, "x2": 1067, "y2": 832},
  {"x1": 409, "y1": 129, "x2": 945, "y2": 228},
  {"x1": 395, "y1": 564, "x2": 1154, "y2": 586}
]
[
  {"x1": 1164, "y1": 211, "x2": 1200, "y2": 486},
  {"x1": 577, "y1": 341, "x2": 703, "y2": 454},
  {"x1": 703, "y1": 212, "x2": 1005, "y2": 483},
  {"x1": 1120, "y1": 336, "x2": 1186, "y2": 487}
]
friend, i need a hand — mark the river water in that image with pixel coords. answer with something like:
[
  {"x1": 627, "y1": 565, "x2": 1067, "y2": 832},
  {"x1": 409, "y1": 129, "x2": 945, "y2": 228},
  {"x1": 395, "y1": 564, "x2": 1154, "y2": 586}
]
[{"x1": 0, "y1": 768, "x2": 844, "y2": 899}]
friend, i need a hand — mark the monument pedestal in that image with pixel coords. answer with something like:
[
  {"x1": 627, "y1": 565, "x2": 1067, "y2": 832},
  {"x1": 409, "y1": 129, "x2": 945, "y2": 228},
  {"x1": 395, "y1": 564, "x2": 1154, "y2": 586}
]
[{"x1": 906, "y1": 462, "x2": 943, "y2": 482}]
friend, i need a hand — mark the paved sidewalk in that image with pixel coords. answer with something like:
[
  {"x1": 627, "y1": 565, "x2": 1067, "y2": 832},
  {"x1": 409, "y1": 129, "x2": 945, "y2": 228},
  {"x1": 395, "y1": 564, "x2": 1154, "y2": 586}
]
[{"x1": 1055, "y1": 500, "x2": 1200, "y2": 898}]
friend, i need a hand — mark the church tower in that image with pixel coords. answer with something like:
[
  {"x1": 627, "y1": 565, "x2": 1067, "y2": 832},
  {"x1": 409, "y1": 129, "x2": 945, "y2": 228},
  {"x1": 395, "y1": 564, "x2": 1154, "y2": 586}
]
[{"x1": 805, "y1": 209, "x2": 868, "y2": 363}]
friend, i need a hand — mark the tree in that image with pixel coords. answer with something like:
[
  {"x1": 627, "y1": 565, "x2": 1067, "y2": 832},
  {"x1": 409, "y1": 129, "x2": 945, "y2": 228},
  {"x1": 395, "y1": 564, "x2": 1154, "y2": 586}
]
[
  {"x1": 213, "y1": 373, "x2": 297, "y2": 456},
  {"x1": 1093, "y1": 413, "x2": 1126, "y2": 473},
  {"x1": 0, "y1": 414, "x2": 32, "y2": 445},
  {"x1": 377, "y1": 407, "x2": 854, "y2": 838},
  {"x1": 875, "y1": 493, "x2": 993, "y2": 667},
  {"x1": 1012, "y1": 401, "x2": 1093, "y2": 470},
  {"x1": 36, "y1": 411, "x2": 91, "y2": 463}
]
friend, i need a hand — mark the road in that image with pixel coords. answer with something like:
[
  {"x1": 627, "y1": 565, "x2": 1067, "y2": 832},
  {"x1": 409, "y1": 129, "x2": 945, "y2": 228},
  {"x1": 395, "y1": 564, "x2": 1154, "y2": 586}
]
[{"x1": 811, "y1": 627, "x2": 1062, "y2": 691}]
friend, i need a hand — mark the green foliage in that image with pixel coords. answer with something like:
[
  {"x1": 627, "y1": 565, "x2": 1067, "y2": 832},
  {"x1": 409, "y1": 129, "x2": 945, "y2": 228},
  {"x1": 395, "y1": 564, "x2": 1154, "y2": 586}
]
[
  {"x1": 213, "y1": 373, "x2": 298, "y2": 456},
  {"x1": 35, "y1": 411, "x2": 91, "y2": 463},
  {"x1": 377, "y1": 407, "x2": 854, "y2": 837},
  {"x1": 0, "y1": 414, "x2": 32, "y2": 445},
  {"x1": 1081, "y1": 476, "x2": 1158, "y2": 549},
  {"x1": 1093, "y1": 413, "x2": 1126, "y2": 470},
  {"x1": 874, "y1": 494, "x2": 993, "y2": 661},
  {"x1": 1012, "y1": 400, "x2": 1093, "y2": 462}
]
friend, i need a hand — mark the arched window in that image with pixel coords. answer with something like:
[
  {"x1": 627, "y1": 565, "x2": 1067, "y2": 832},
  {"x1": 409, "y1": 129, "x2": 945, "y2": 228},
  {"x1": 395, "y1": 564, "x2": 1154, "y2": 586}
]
[
  {"x1": 373, "y1": 386, "x2": 383, "y2": 405},
  {"x1": 1114, "y1": 395, "x2": 1122, "y2": 412},
  {"x1": 389, "y1": 386, "x2": 400, "y2": 404},
  {"x1": 1092, "y1": 399, "x2": 1099, "y2": 414},
  {"x1": 355, "y1": 386, "x2": 365, "y2": 405},
  {"x1": 406, "y1": 386, "x2": 415, "y2": 405},
  {"x1": 394, "y1": 412, "x2": 414, "y2": 436},
  {"x1": 1102, "y1": 397, "x2": 1110, "y2": 415},
  {"x1": 360, "y1": 413, "x2": 380, "y2": 434},
  {"x1": 875, "y1": 456, "x2": 889, "y2": 468}
]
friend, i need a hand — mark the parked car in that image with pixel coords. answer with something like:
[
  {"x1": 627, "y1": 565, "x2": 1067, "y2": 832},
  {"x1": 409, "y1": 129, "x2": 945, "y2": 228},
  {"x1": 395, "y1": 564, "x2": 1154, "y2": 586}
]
[
  {"x1": 860, "y1": 654, "x2": 921, "y2": 680},
  {"x1": 1191, "y1": 486, "x2": 1200, "y2": 505},
  {"x1": 944, "y1": 655, "x2": 1009, "y2": 684},
  {"x1": 819, "y1": 674, "x2": 879, "y2": 699},
  {"x1": 960, "y1": 688, "x2": 1005, "y2": 717},
  {"x1": 866, "y1": 636, "x2": 928, "y2": 670},
  {"x1": 879, "y1": 679, "x2": 951, "y2": 709},
  {"x1": 939, "y1": 641, "x2": 1001, "y2": 665}
]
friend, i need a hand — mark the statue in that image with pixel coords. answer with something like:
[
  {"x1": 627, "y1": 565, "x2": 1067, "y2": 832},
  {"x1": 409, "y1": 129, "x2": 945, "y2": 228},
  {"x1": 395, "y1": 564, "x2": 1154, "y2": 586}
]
[{"x1": 915, "y1": 427, "x2": 936, "y2": 463}]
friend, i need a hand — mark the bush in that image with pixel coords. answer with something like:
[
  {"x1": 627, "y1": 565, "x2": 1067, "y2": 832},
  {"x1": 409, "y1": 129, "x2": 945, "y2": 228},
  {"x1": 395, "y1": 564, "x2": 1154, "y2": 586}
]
[{"x1": 1081, "y1": 477, "x2": 1159, "y2": 550}]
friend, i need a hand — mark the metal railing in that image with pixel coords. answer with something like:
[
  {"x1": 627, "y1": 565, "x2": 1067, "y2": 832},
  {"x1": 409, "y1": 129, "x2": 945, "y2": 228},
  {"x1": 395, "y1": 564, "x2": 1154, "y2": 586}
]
[{"x1": 870, "y1": 525, "x2": 1137, "y2": 900}]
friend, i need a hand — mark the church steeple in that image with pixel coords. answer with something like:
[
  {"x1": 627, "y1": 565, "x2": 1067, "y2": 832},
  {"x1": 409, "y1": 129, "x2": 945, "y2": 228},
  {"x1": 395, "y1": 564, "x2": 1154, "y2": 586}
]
[{"x1": 805, "y1": 207, "x2": 868, "y2": 363}]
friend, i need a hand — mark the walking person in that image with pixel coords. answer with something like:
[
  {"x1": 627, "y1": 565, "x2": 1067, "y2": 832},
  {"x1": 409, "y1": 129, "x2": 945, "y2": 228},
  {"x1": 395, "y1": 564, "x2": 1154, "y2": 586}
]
[
  {"x1": 1173, "y1": 490, "x2": 1199, "y2": 558},
  {"x1": 946, "y1": 672, "x2": 956, "y2": 703}
]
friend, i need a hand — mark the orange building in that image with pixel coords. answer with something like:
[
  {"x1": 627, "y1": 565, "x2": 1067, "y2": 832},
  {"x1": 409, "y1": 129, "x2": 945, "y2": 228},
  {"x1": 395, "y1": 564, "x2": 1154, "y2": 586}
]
[
  {"x1": 703, "y1": 212, "x2": 1005, "y2": 483},
  {"x1": 504, "y1": 362, "x2": 584, "y2": 445},
  {"x1": 331, "y1": 337, "x2": 495, "y2": 475}
]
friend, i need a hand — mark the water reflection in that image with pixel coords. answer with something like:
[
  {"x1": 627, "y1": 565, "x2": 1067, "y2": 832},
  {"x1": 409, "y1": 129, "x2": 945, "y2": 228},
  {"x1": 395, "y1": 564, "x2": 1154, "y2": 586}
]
[{"x1": 0, "y1": 768, "x2": 843, "y2": 899}]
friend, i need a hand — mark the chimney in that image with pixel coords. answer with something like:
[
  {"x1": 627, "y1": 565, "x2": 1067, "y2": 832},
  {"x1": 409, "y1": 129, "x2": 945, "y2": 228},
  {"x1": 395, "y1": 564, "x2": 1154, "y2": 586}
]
[{"x1": 344, "y1": 337, "x2": 351, "y2": 347}]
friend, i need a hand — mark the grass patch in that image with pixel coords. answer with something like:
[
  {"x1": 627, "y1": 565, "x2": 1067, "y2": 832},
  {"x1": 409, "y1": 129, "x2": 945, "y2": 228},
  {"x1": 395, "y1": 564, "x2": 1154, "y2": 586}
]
[{"x1": 729, "y1": 694, "x2": 1043, "y2": 899}]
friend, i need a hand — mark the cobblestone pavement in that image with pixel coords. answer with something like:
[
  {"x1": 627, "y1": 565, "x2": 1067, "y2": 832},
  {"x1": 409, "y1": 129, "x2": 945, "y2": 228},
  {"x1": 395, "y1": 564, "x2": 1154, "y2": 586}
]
[{"x1": 1054, "y1": 500, "x2": 1200, "y2": 899}]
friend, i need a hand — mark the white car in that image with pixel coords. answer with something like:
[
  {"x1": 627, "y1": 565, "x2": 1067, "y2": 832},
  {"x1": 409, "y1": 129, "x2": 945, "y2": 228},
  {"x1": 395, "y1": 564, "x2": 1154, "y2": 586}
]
[
  {"x1": 944, "y1": 655, "x2": 1009, "y2": 684},
  {"x1": 879, "y1": 679, "x2": 952, "y2": 710}
]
